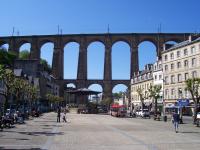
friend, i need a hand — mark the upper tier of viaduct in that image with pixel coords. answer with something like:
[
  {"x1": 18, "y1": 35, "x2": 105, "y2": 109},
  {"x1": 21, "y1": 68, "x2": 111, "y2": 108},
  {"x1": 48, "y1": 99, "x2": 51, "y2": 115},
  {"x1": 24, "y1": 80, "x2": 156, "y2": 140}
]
[{"x1": 0, "y1": 33, "x2": 190, "y2": 99}]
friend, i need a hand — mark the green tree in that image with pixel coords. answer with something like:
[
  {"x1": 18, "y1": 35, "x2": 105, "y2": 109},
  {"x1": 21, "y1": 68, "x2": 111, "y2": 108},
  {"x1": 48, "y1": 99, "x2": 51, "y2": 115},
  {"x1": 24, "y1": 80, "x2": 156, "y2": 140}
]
[
  {"x1": 40, "y1": 58, "x2": 51, "y2": 73},
  {"x1": 13, "y1": 78, "x2": 25, "y2": 105},
  {"x1": 46, "y1": 93, "x2": 63, "y2": 108},
  {"x1": 136, "y1": 88, "x2": 145, "y2": 111},
  {"x1": 148, "y1": 85, "x2": 162, "y2": 116},
  {"x1": 0, "y1": 49, "x2": 17, "y2": 67},
  {"x1": 113, "y1": 91, "x2": 123, "y2": 99},
  {"x1": 27, "y1": 85, "x2": 38, "y2": 108},
  {"x1": 19, "y1": 50, "x2": 30, "y2": 59},
  {"x1": 185, "y1": 78, "x2": 200, "y2": 124},
  {"x1": 0, "y1": 65, "x2": 16, "y2": 111},
  {"x1": 100, "y1": 98, "x2": 113, "y2": 107}
]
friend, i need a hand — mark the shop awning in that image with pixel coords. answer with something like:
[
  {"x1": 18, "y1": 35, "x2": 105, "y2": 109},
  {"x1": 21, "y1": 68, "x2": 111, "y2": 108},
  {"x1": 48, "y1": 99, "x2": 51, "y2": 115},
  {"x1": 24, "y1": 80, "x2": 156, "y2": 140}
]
[{"x1": 111, "y1": 104, "x2": 125, "y2": 108}]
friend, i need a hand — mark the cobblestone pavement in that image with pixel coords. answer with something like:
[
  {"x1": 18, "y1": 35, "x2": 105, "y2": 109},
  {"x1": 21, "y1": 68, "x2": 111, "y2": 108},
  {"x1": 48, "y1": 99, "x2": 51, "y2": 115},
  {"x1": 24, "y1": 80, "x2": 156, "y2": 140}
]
[{"x1": 0, "y1": 112, "x2": 200, "y2": 150}]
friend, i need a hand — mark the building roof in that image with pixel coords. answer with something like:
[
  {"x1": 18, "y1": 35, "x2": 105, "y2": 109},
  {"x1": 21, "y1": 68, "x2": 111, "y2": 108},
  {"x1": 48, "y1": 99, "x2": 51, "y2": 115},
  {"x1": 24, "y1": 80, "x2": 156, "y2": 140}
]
[{"x1": 162, "y1": 36, "x2": 200, "y2": 54}]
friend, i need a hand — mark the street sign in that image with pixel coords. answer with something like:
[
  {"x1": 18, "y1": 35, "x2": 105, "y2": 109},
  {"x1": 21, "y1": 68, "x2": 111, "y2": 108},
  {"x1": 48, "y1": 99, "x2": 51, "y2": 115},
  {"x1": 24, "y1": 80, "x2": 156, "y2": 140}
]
[{"x1": 176, "y1": 99, "x2": 189, "y2": 107}]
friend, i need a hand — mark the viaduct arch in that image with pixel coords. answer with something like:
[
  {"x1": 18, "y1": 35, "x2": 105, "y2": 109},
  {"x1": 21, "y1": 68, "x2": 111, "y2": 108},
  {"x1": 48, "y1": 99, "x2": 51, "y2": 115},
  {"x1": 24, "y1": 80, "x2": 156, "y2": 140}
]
[{"x1": 0, "y1": 33, "x2": 190, "y2": 100}]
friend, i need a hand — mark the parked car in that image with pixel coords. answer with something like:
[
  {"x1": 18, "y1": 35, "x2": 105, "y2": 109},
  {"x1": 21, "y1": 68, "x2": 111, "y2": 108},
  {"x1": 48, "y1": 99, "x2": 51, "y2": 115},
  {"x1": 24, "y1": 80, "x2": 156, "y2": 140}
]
[{"x1": 136, "y1": 109, "x2": 150, "y2": 118}]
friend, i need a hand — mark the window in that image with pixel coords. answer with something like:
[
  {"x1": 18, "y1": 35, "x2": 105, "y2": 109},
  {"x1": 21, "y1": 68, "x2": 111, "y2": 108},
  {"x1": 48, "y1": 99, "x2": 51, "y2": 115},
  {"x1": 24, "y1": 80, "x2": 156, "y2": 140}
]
[
  {"x1": 184, "y1": 60, "x2": 188, "y2": 67},
  {"x1": 184, "y1": 49, "x2": 188, "y2": 56},
  {"x1": 171, "y1": 75, "x2": 175, "y2": 84},
  {"x1": 170, "y1": 53, "x2": 174, "y2": 60},
  {"x1": 165, "y1": 89, "x2": 169, "y2": 99},
  {"x1": 192, "y1": 71, "x2": 197, "y2": 78},
  {"x1": 191, "y1": 46, "x2": 196, "y2": 54},
  {"x1": 171, "y1": 88, "x2": 175, "y2": 96},
  {"x1": 177, "y1": 62, "x2": 181, "y2": 68},
  {"x1": 178, "y1": 74, "x2": 182, "y2": 82},
  {"x1": 165, "y1": 76, "x2": 169, "y2": 84},
  {"x1": 177, "y1": 51, "x2": 180, "y2": 58},
  {"x1": 164, "y1": 55, "x2": 168, "y2": 61},
  {"x1": 185, "y1": 73, "x2": 189, "y2": 80},
  {"x1": 154, "y1": 75, "x2": 157, "y2": 80},
  {"x1": 165, "y1": 65, "x2": 168, "y2": 71},
  {"x1": 154, "y1": 65, "x2": 157, "y2": 70},
  {"x1": 159, "y1": 64, "x2": 162, "y2": 69},
  {"x1": 178, "y1": 88, "x2": 182, "y2": 98},
  {"x1": 171, "y1": 63, "x2": 174, "y2": 70},
  {"x1": 192, "y1": 58, "x2": 196, "y2": 66},
  {"x1": 159, "y1": 75, "x2": 162, "y2": 80}
]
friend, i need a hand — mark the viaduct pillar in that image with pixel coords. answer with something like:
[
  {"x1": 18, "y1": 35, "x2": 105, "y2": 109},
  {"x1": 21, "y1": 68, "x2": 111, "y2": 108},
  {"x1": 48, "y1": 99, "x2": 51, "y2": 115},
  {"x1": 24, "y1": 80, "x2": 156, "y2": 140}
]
[
  {"x1": 130, "y1": 45, "x2": 139, "y2": 78},
  {"x1": 8, "y1": 38, "x2": 17, "y2": 55},
  {"x1": 52, "y1": 37, "x2": 63, "y2": 79},
  {"x1": 52, "y1": 47, "x2": 63, "y2": 79},
  {"x1": 77, "y1": 39, "x2": 87, "y2": 88},
  {"x1": 103, "y1": 40, "x2": 112, "y2": 100},
  {"x1": 30, "y1": 37, "x2": 40, "y2": 60}
]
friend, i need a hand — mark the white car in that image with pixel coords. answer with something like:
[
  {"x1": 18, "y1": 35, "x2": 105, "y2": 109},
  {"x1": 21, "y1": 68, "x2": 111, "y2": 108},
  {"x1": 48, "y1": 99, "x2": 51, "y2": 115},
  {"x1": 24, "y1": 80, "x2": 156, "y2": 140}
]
[{"x1": 136, "y1": 109, "x2": 150, "y2": 118}]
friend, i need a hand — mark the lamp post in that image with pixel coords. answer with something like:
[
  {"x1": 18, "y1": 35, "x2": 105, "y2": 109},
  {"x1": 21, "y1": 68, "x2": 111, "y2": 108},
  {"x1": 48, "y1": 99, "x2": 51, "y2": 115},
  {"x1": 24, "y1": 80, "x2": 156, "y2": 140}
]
[{"x1": 178, "y1": 88, "x2": 183, "y2": 124}]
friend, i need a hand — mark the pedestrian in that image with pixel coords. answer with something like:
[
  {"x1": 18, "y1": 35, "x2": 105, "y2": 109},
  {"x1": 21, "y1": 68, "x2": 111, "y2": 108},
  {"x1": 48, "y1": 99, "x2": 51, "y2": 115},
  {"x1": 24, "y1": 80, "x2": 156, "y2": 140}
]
[
  {"x1": 62, "y1": 112, "x2": 67, "y2": 122},
  {"x1": 172, "y1": 111, "x2": 180, "y2": 133},
  {"x1": 57, "y1": 107, "x2": 61, "y2": 123}
]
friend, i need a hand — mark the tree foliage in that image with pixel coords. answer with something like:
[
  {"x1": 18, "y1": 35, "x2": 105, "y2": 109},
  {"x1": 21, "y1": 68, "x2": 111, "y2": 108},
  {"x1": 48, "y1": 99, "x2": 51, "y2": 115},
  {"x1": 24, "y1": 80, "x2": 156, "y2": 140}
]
[
  {"x1": 40, "y1": 58, "x2": 52, "y2": 73},
  {"x1": 0, "y1": 65, "x2": 16, "y2": 111},
  {"x1": 100, "y1": 98, "x2": 113, "y2": 106},
  {"x1": 185, "y1": 78, "x2": 200, "y2": 124},
  {"x1": 0, "y1": 49, "x2": 17, "y2": 67},
  {"x1": 113, "y1": 91, "x2": 123, "y2": 99},
  {"x1": 46, "y1": 93, "x2": 63, "y2": 103},
  {"x1": 136, "y1": 88, "x2": 146, "y2": 111},
  {"x1": 19, "y1": 50, "x2": 30, "y2": 59},
  {"x1": 148, "y1": 85, "x2": 162, "y2": 115}
]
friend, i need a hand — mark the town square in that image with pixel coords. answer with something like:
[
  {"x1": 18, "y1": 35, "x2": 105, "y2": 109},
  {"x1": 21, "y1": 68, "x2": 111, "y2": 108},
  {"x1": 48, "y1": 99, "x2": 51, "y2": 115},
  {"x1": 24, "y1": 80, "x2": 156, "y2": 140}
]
[{"x1": 0, "y1": 0, "x2": 200, "y2": 150}]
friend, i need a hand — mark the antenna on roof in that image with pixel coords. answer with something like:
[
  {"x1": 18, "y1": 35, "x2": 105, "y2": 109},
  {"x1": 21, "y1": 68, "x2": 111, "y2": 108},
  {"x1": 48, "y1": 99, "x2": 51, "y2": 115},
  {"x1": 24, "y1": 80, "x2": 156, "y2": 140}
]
[
  {"x1": 157, "y1": 23, "x2": 162, "y2": 33},
  {"x1": 12, "y1": 27, "x2": 15, "y2": 36},
  {"x1": 57, "y1": 25, "x2": 60, "y2": 35},
  {"x1": 107, "y1": 24, "x2": 110, "y2": 33},
  {"x1": 17, "y1": 30, "x2": 20, "y2": 36},
  {"x1": 60, "y1": 29, "x2": 63, "y2": 35}
]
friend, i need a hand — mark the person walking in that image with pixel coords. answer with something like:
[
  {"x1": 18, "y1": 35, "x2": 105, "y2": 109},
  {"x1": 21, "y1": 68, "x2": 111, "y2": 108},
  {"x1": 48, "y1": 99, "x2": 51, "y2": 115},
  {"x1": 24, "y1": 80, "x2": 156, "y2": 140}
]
[
  {"x1": 57, "y1": 107, "x2": 61, "y2": 123},
  {"x1": 62, "y1": 111, "x2": 67, "y2": 122},
  {"x1": 172, "y1": 112, "x2": 180, "y2": 133}
]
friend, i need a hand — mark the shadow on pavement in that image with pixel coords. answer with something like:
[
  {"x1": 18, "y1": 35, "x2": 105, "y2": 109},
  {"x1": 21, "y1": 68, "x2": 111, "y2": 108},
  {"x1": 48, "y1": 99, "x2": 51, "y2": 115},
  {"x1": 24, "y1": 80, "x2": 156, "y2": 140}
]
[
  {"x1": 0, "y1": 137, "x2": 29, "y2": 140},
  {"x1": 4, "y1": 130, "x2": 64, "y2": 136},
  {"x1": 180, "y1": 131, "x2": 200, "y2": 134},
  {"x1": 0, "y1": 148, "x2": 43, "y2": 150},
  {"x1": 40, "y1": 124, "x2": 62, "y2": 127}
]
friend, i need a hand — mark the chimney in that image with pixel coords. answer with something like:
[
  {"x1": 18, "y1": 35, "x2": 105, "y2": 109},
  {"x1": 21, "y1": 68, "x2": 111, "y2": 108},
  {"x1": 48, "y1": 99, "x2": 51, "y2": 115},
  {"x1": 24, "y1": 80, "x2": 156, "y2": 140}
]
[{"x1": 189, "y1": 34, "x2": 200, "y2": 42}]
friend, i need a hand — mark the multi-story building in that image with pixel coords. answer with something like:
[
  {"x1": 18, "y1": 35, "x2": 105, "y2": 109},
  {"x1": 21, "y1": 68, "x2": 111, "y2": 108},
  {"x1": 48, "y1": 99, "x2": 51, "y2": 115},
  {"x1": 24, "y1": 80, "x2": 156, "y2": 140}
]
[
  {"x1": 152, "y1": 58, "x2": 163, "y2": 110},
  {"x1": 162, "y1": 35, "x2": 200, "y2": 115},
  {"x1": 14, "y1": 59, "x2": 60, "y2": 99},
  {"x1": 131, "y1": 64, "x2": 153, "y2": 110}
]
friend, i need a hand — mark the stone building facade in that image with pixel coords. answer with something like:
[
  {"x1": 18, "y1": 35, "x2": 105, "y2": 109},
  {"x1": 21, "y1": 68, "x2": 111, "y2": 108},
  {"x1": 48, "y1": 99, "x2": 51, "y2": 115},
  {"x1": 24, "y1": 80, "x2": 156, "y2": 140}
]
[
  {"x1": 14, "y1": 59, "x2": 60, "y2": 99},
  {"x1": 162, "y1": 36, "x2": 200, "y2": 115},
  {"x1": 152, "y1": 58, "x2": 163, "y2": 109},
  {"x1": 130, "y1": 64, "x2": 153, "y2": 109}
]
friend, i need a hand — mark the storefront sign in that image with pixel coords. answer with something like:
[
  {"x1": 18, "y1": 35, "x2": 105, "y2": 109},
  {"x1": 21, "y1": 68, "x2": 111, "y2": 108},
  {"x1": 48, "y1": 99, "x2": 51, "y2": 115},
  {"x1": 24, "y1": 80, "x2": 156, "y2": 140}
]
[{"x1": 177, "y1": 99, "x2": 189, "y2": 107}]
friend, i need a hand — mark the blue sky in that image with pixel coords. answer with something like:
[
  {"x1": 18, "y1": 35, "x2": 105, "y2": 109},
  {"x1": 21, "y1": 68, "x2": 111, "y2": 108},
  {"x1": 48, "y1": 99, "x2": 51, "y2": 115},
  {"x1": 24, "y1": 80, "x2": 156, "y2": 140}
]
[{"x1": 1, "y1": 0, "x2": 200, "y2": 93}]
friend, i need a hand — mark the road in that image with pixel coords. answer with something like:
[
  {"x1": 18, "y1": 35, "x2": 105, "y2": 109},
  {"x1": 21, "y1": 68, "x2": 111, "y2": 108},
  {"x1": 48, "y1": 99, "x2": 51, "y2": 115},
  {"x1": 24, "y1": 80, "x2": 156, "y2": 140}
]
[{"x1": 0, "y1": 112, "x2": 200, "y2": 150}]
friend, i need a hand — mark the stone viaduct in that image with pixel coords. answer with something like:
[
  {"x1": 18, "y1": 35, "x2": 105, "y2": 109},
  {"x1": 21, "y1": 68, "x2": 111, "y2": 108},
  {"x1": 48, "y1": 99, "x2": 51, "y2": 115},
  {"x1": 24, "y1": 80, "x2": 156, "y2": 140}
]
[{"x1": 0, "y1": 33, "x2": 190, "y2": 99}]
